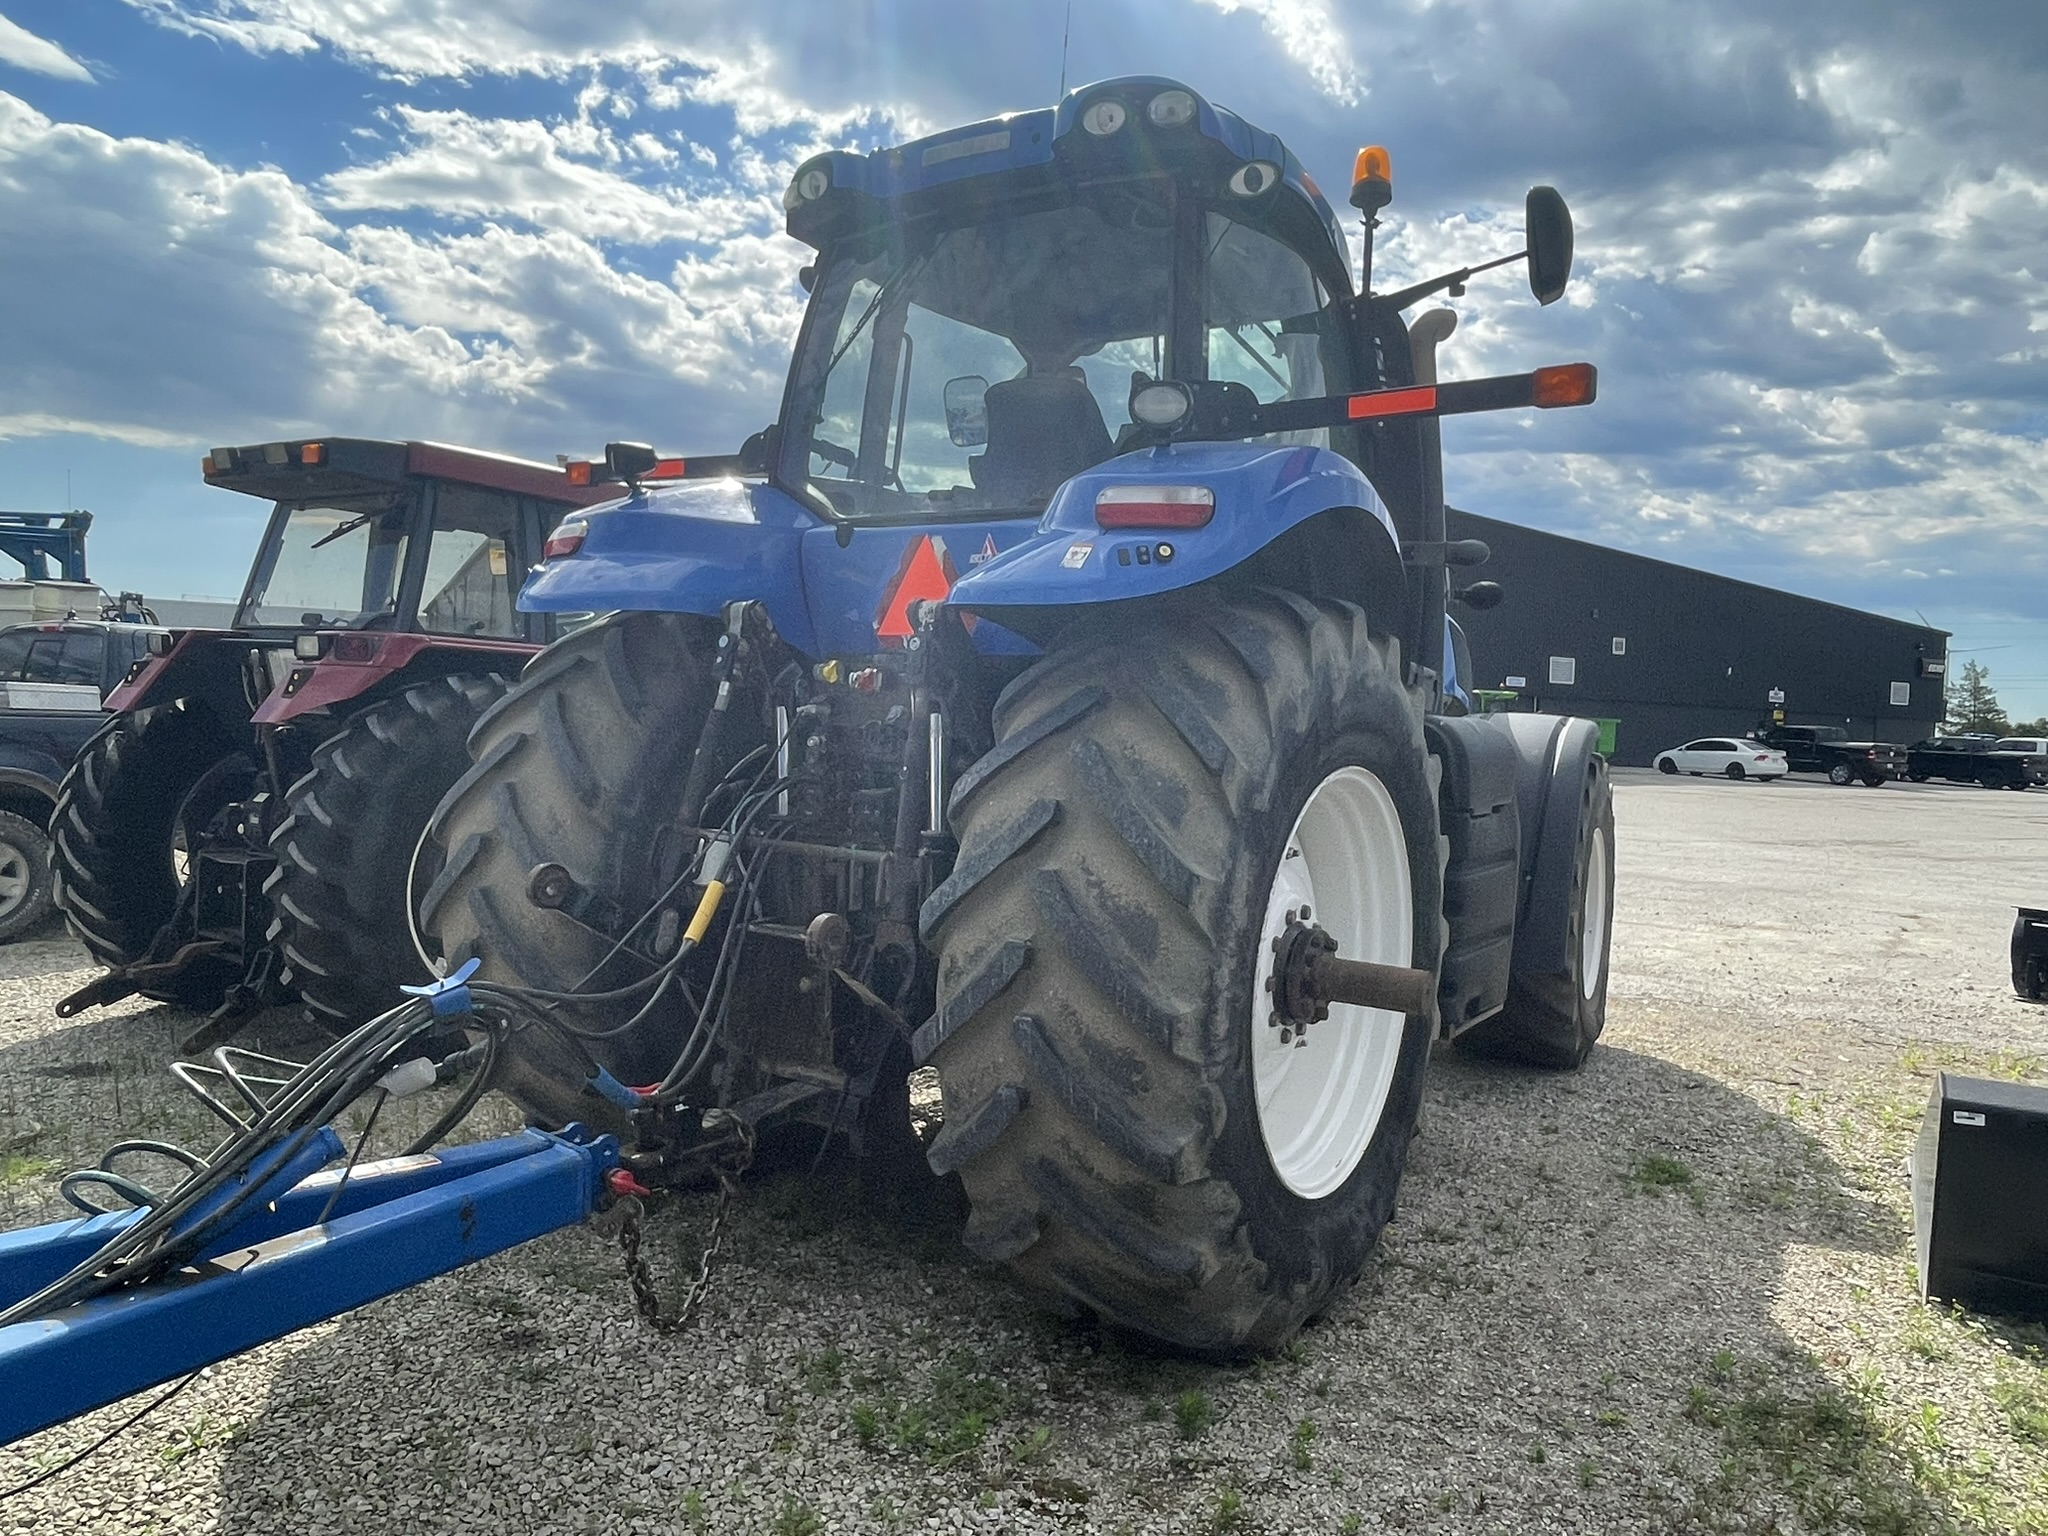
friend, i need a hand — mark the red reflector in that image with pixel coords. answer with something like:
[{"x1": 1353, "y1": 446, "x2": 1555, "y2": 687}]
[
  {"x1": 544, "y1": 521, "x2": 588, "y2": 560},
  {"x1": 1347, "y1": 385, "x2": 1437, "y2": 420},
  {"x1": 1094, "y1": 485, "x2": 1215, "y2": 529},
  {"x1": 565, "y1": 461, "x2": 594, "y2": 487},
  {"x1": 300, "y1": 442, "x2": 326, "y2": 465},
  {"x1": 1533, "y1": 363, "x2": 1597, "y2": 408},
  {"x1": 331, "y1": 633, "x2": 384, "y2": 664},
  {"x1": 647, "y1": 458, "x2": 687, "y2": 480}
]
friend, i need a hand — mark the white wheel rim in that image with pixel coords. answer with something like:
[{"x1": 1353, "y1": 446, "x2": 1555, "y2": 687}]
[
  {"x1": 1581, "y1": 822, "x2": 1611, "y2": 1001},
  {"x1": 0, "y1": 843, "x2": 26, "y2": 915},
  {"x1": 1251, "y1": 766, "x2": 1412, "y2": 1200}
]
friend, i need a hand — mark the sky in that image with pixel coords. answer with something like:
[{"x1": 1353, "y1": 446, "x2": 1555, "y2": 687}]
[{"x1": 1, "y1": 0, "x2": 2043, "y2": 717}]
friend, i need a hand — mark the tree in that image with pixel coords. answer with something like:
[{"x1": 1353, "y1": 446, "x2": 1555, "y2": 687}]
[
  {"x1": 2011, "y1": 716, "x2": 2048, "y2": 737},
  {"x1": 1945, "y1": 658, "x2": 2010, "y2": 735}
]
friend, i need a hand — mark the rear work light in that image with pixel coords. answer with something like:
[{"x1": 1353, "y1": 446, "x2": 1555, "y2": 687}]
[
  {"x1": 294, "y1": 633, "x2": 328, "y2": 661},
  {"x1": 1094, "y1": 485, "x2": 1215, "y2": 530},
  {"x1": 544, "y1": 520, "x2": 589, "y2": 559}
]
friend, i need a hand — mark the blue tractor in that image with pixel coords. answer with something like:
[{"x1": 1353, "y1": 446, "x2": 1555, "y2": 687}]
[{"x1": 416, "y1": 79, "x2": 1613, "y2": 1353}]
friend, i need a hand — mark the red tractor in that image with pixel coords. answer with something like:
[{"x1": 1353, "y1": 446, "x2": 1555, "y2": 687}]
[{"x1": 52, "y1": 438, "x2": 607, "y2": 1042}]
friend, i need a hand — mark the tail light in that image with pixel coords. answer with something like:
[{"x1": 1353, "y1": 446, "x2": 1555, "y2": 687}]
[
  {"x1": 1754, "y1": 754, "x2": 1770, "y2": 762},
  {"x1": 1095, "y1": 485, "x2": 1214, "y2": 530},
  {"x1": 331, "y1": 633, "x2": 383, "y2": 663},
  {"x1": 544, "y1": 520, "x2": 589, "y2": 559}
]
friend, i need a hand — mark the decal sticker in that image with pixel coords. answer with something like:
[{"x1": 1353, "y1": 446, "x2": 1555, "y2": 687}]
[
  {"x1": 1061, "y1": 541, "x2": 1094, "y2": 569},
  {"x1": 971, "y1": 533, "x2": 1000, "y2": 566},
  {"x1": 876, "y1": 534, "x2": 958, "y2": 642}
]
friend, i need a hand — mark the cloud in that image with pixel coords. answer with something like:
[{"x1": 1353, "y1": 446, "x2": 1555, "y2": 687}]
[
  {"x1": 1190, "y1": 0, "x2": 1364, "y2": 104},
  {"x1": 0, "y1": 13, "x2": 93, "y2": 81}
]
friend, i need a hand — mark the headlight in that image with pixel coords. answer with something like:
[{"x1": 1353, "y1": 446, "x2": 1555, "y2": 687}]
[
  {"x1": 1081, "y1": 98, "x2": 1128, "y2": 137},
  {"x1": 1228, "y1": 161, "x2": 1281, "y2": 197},
  {"x1": 1130, "y1": 383, "x2": 1194, "y2": 427},
  {"x1": 784, "y1": 162, "x2": 831, "y2": 210},
  {"x1": 1146, "y1": 90, "x2": 1197, "y2": 128}
]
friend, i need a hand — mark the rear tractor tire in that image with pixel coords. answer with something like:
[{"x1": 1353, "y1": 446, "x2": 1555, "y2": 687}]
[
  {"x1": 418, "y1": 613, "x2": 719, "y2": 1127},
  {"x1": 920, "y1": 591, "x2": 1441, "y2": 1355},
  {"x1": 52, "y1": 704, "x2": 254, "y2": 1007},
  {"x1": 265, "y1": 673, "x2": 512, "y2": 1033}
]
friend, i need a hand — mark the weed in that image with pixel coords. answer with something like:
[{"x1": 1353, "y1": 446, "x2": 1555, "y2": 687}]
[
  {"x1": 159, "y1": 1414, "x2": 240, "y2": 1465},
  {"x1": 1212, "y1": 1488, "x2": 1243, "y2": 1530},
  {"x1": 681, "y1": 1490, "x2": 707, "y2": 1531},
  {"x1": 1011, "y1": 1425, "x2": 1053, "y2": 1465},
  {"x1": 1577, "y1": 1459, "x2": 1599, "y2": 1489},
  {"x1": 1527, "y1": 1444, "x2": 1546, "y2": 1465},
  {"x1": 773, "y1": 1493, "x2": 822, "y2": 1536},
  {"x1": 1291, "y1": 1417, "x2": 1317, "y2": 1471},
  {"x1": 804, "y1": 1344, "x2": 844, "y2": 1395},
  {"x1": 1285, "y1": 1337, "x2": 1310, "y2": 1364},
  {"x1": 1174, "y1": 1389, "x2": 1215, "y2": 1441},
  {"x1": 1629, "y1": 1152, "x2": 1696, "y2": 1192},
  {"x1": 1594, "y1": 1408, "x2": 1626, "y2": 1428},
  {"x1": 850, "y1": 1402, "x2": 882, "y2": 1446},
  {"x1": 1434, "y1": 1491, "x2": 1455, "y2": 1511},
  {"x1": 1993, "y1": 1376, "x2": 2048, "y2": 1445},
  {"x1": 1708, "y1": 1349, "x2": 1737, "y2": 1383},
  {"x1": 1340, "y1": 1516, "x2": 1362, "y2": 1535},
  {"x1": 0, "y1": 1152, "x2": 54, "y2": 1186}
]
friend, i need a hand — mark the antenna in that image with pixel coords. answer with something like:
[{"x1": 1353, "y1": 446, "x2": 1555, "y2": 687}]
[{"x1": 1058, "y1": 1, "x2": 1072, "y2": 97}]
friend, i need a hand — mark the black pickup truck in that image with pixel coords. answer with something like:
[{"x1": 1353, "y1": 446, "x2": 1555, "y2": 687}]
[
  {"x1": 0, "y1": 620, "x2": 168, "y2": 938},
  {"x1": 1906, "y1": 735, "x2": 2048, "y2": 790},
  {"x1": 1753, "y1": 723, "x2": 1908, "y2": 786}
]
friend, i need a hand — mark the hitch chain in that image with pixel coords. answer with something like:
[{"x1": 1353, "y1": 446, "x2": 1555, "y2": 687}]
[{"x1": 613, "y1": 1121, "x2": 756, "y2": 1335}]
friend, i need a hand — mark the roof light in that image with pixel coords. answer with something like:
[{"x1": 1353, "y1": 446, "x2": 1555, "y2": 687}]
[
  {"x1": 1095, "y1": 485, "x2": 1214, "y2": 530},
  {"x1": 564, "y1": 461, "x2": 594, "y2": 487},
  {"x1": 1227, "y1": 161, "x2": 1280, "y2": 198},
  {"x1": 262, "y1": 442, "x2": 289, "y2": 465},
  {"x1": 299, "y1": 442, "x2": 326, "y2": 466},
  {"x1": 1532, "y1": 362, "x2": 1598, "y2": 408},
  {"x1": 1147, "y1": 90, "x2": 1197, "y2": 127},
  {"x1": 1130, "y1": 383, "x2": 1193, "y2": 428},
  {"x1": 208, "y1": 448, "x2": 234, "y2": 473},
  {"x1": 784, "y1": 160, "x2": 831, "y2": 211},
  {"x1": 1350, "y1": 145, "x2": 1393, "y2": 214},
  {"x1": 1081, "y1": 98, "x2": 1128, "y2": 137},
  {"x1": 544, "y1": 519, "x2": 589, "y2": 560}
]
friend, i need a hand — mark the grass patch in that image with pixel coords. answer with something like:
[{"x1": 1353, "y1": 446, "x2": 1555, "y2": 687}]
[
  {"x1": 1174, "y1": 1389, "x2": 1215, "y2": 1441},
  {"x1": 844, "y1": 1349, "x2": 1030, "y2": 1465},
  {"x1": 1628, "y1": 1152, "x2": 1697, "y2": 1193},
  {"x1": 1994, "y1": 1376, "x2": 2048, "y2": 1447},
  {"x1": 0, "y1": 1151, "x2": 55, "y2": 1186},
  {"x1": 1290, "y1": 1417, "x2": 1317, "y2": 1470}
]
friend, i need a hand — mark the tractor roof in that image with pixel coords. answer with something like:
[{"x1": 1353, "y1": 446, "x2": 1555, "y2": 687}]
[
  {"x1": 201, "y1": 438, "x2": 613, "y2": 508},
  {"x1": 783, "y1": 76, "x2": 1349, "y2": 281}
]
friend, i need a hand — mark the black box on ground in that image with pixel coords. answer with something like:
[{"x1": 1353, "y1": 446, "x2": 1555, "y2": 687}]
[
  {"x1": 2015, "y1": 908, "x2": 2048, "y2": 1003},
  {"x1": 1913, "y1": 1073, "x2": 2048, "y2": 1317}
]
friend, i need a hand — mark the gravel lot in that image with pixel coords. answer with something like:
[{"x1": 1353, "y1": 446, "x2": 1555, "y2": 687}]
[{"x1": 3, "y1": 771, "x2": 2046, "y2": 1534}]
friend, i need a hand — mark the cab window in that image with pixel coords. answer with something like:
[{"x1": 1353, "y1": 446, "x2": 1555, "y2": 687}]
[{"x1": 419, "y1": 486, "x2": 522, "y2": 638}]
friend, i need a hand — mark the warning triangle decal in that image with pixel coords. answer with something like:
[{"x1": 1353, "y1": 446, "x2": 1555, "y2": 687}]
[{"x1": 875, "y1": 534, "x2": 957, "y2": 643}]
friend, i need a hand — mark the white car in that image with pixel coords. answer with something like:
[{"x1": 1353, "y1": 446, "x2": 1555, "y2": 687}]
[{"x1": 1654, "y1": 737, "x2": 1788, "y2": 781}]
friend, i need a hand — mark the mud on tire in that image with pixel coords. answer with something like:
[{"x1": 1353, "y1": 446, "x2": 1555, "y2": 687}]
[
  {"x1": 919, "y1": 590, "x2": 1441, "y2": 1355},
  {"x1": 265, "y1": 673, "x2": 511, "y2": 1033},
  {"x1": 51, "y1": 703, "x2": 251, "y2": 1006}
]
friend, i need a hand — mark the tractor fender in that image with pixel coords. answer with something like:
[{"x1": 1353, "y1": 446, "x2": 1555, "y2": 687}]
[
  {"x1": 947, "y1": 441, "x2": 1401, "y2": 623},
  {"x1": 102, "y1": 630, "x2": 255, "y2": 726},
  {"x1": 520, "y1": 478, "x2": 820, "y2": 655},
  {"x1": 252, "y1": 634, "x2": 544, "y2": 725},
  {"x1": 1491, "y1": 712, "x2": 1604, "y2": 984}
]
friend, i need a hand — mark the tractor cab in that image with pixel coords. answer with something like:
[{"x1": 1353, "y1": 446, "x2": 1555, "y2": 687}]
[{"x1": 777, "y1": 78, "x2": 1356, "y2": 523}]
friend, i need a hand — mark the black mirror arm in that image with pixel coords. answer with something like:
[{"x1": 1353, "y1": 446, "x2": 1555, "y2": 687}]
[{"x1": 1376, "y1": 248, "x2": 1526, "y2": 311}]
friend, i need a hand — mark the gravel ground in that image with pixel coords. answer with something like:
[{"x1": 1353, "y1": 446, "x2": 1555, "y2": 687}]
[{"x1": 3, "y1": 770, "x2": 2047, "y2": 1534}]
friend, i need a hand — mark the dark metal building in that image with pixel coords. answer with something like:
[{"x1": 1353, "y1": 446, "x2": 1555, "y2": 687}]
[{"x1": 1448, "y1": 507, "x2": 1949, "y2": 768}]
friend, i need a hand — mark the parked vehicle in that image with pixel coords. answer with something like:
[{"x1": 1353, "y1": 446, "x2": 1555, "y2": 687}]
[
  {"x1": 417, "y1": 79, "x2": 1609, "y2": 1354},
  {"x1": 1752, "y1": 722, "x2": 1905, "y2": 786},
  {"x1": 1906, "y1": 736, "x2": 2046, "y2": 789},
  {"x1": 1995, "y1": 739, "x2": 2048, "y2": 785},
  {"x1": 50, "y1": 439, "x2": 606, "y2": 1039},
  {"x1": 0, "y1": 560, "x2": 172, "y2": 939},
  {"x1": 1654, "y1": 737, "x2": 1786, "y2": 781}
]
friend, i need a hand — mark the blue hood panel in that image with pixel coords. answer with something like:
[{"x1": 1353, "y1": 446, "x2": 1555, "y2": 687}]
[{"x1": 947, "y1": 442, "x2": 1395, "y2": 611}]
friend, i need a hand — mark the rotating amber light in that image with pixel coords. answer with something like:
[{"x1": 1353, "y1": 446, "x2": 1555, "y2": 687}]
[
  {"x1": 1532, "y1": 363, "x2": 1598, "y2": 408},
  {"x1": 1353, "y1": 146, "x2": 1391, "y2": 185}
]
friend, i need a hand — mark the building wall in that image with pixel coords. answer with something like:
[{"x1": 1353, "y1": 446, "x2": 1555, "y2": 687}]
[{"x1": 1447, "y1": 509, "x2": 1948, "y2": 767}]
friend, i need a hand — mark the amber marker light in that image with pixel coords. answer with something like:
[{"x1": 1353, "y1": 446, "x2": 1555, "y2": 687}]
[
  {"x1": 564, "y1": 461, "x2": 594, "y2": 487},
  {"x1": 299, "y1": 443, "x2": 326, "y2": 465},
  {"x1": 1532, "y1": 363, "x2": 1598, "y2": 408}
]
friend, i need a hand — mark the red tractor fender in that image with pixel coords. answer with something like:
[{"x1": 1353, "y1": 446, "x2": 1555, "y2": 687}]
[
  {"x1": 253, "y1": 633, "x2": 542, "y2": 725},
  {"x1": 104, "y1": 630, "x2": 254, "y2": 723}
]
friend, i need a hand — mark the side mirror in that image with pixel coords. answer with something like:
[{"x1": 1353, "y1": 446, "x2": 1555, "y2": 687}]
[
  {"x1": 943, "y1": 376, "x2": 990, "y2": 447},
  {"x1": 1525, "y1": 186, "x2": 1573, "y2": 306},
  {"x1": 1452, "y1": 580, "x2": 1505, "y2": 611},
  {"x1": 604, "y1": 441, "x2": 660, "y2": 483}
]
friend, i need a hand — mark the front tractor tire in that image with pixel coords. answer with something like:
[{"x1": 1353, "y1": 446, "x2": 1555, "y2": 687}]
[
  {"x1": 52, "y1": 704, "x2": 252, "y2": 1007},
  {"x1": 265, "y1": 673, "x2": 512, "y2": 1032},
  {"x1": 920, "y1": 591, "x2": 1441, "y2": 1355}
]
